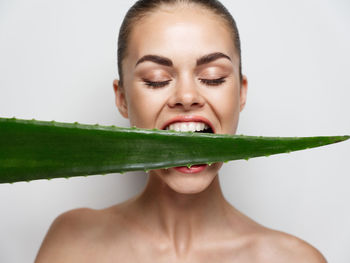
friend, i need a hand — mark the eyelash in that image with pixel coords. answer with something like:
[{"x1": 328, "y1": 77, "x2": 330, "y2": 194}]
[
  {"x1": 199, "y1": 77, "x2": 226, "y2": 86},
  {"x1": 143, "y1": 77, "x2": 226, "y2": 88},
  {"x1": 143, "y1": 80, "x2": 171, "y2": 88}
]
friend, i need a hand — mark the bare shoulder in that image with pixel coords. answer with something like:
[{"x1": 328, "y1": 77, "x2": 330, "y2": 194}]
[
  {"x1": 253, "y1": 228, "x2": 327, "y2": 263},
  {"x1": 35, "y1": 207, "x2": 116, "y2": 262}
]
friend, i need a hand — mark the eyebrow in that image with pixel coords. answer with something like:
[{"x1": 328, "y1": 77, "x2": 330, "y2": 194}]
[
  {"x1": 135, "y1": 52, "x2": 231, "y2": 68},
  {"x1": 196, "y1": 52, "x2": 231, "y2": 66},
  {"x1": 135, "y1": 54, "x2": 173, "y2": 67}
]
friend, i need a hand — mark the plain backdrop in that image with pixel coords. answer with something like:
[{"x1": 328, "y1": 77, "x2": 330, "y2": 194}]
[{"x1": 0, "y1": 0, "x2": 349, "y2": 262}]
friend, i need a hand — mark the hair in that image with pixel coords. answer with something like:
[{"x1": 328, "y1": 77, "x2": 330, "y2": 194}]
[{"x1": 117, "y1": 0, "x2": 242, "y2": 88}]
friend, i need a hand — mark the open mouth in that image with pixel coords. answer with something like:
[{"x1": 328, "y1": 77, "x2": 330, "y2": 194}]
[
  {"x1": 161, "y1": 115, "x2": 215, "y2": 134},
  {"x1": 161, "y1": 118, "x2": 214, "y2": 173},
  {"x1": 164, "y1": 122, "x2": 214, "y2": 133}
]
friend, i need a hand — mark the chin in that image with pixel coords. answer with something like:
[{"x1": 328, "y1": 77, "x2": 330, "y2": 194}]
[{"x1": 166, "y1": 175, "x2": 214, "y2": 194}]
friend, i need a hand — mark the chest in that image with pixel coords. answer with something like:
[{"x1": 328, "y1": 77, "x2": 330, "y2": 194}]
[{"x1": 82, "y1": 239, "x2": 258, "y2": 263}]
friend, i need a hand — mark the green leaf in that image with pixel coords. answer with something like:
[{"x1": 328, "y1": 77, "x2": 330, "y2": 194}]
[{"x1": 0, "y1": 117, "x2": 348, "y2": 184}]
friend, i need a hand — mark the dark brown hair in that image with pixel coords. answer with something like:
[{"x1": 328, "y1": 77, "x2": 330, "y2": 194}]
[{"x1": 117, "y1": 0, "x2": 242, "y2": 87}]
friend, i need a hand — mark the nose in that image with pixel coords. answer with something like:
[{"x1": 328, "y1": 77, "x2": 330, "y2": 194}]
[{"x1": 167, "y1": 77, "x2": 205, "y2": 111}]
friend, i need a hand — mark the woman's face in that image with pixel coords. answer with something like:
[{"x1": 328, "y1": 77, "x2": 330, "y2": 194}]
[{"x1": 114, "y1": 5, "x2": 247, "y2": 194}]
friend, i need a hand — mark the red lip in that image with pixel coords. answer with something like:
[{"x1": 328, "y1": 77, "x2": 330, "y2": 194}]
[
  {"x1": 161, "y1": 115, "x2": 215, "y2": 133},
  {"x1": 173, "y1": 164, "x2": 208, "y2": 174}
]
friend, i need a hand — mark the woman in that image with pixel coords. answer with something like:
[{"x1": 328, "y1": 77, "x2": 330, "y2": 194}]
[{"x1": 36, "y1": 0, "x2": 327, "y2": 262}]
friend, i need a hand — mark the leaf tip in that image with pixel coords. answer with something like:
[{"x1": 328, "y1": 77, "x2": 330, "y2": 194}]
[{"x1": 343, "y1": 135, "x2": 350, "y2": 141}]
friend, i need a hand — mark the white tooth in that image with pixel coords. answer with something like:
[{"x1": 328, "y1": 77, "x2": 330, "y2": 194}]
[
  {"x1": 167, "y1": 122, "x2": 211, "y2": 132},
  {"x1": 188, "y1": 122, "x2": 195, "y2": 132},
  {"x1": 199, "y1": 123, "x2": 205, "y2": 131},
  {"x1": 180, "y1": 123, "x2": 187, "y2": 132},
  {"x1": 195, "y1": 123, "x2": 201, "y2": 131},
  {"x1": 175, "y1": 123, "x2": 181, "y2": 131}
]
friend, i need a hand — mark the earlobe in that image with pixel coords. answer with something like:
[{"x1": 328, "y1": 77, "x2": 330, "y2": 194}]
[
  {"x1": 239, "y1": 75, "x2": 248, "y2": 112},
  {"x1": 113, "y1": 79, "x2": 129, "y2": 119}
]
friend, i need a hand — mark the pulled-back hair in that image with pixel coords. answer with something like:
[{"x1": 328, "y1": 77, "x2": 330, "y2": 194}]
[{"x1": 117, "y1": 0, "x2": 242, "y2": 87}]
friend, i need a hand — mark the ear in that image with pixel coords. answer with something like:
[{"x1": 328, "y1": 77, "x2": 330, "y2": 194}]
[
  {"x1": 239, "y1": 75, "x2": 248, "y2": 112},
  {"x1": 113, "y1": 79, "x2": 129, "y2": 119}
]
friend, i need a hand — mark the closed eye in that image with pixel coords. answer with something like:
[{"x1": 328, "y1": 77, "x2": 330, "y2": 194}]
[
  {"x1": 143, "y1": 79, "x2": 171, "y2": 88},
  {"x1": 199, "y1": 77, "x2": 226, "y2": 86}
]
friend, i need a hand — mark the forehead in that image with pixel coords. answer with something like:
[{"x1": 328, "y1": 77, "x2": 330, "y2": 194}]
[{"x1": 125, "y1": 5, "x2": 237, "y2": 68}]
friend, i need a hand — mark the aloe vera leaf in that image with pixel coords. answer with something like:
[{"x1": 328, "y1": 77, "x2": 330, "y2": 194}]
[{"x1": 0, "y1": 117, "x2": 348, "y2": 184}]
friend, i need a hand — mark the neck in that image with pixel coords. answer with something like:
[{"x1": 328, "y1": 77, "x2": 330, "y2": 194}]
[{"x1": 133, "y1": 172, "x2": 235, "y2": 254}]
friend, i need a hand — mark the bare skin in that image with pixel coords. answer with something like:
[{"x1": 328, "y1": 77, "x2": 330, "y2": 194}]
[
  {"x1": 35, "y1": 176, "x2": 326, "y2": 262},
  {"x1": 35, "y1": 3, "x2": 327, "y2": 262}
]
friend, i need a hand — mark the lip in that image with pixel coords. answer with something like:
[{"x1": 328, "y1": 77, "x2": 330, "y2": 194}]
[
  {"x1": 161, "y1": 115, "x2": 215, "y2": 133},
  {"x1": 173, "y1": 164, "x2": 208, "y2": 174}
]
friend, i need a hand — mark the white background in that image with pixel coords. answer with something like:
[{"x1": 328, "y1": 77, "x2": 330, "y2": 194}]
[{"x1": 0, "y1": 0, "x2": 349, "y2": 262}]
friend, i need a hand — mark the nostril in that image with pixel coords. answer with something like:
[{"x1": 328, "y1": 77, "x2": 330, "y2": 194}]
[
  {"x1": 173, "y1": 101, "x2": 201, "y2": 107},
  {"x1": 168, "y1": 90, "x2": 205, "y2": 109}
]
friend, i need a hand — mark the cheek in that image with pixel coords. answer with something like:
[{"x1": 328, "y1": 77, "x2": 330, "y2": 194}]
[
  {"x1": 222, "y1": 92, "x2": 241, "y2": 132},
  {"x1": 126, "y1": 88, "x2": 168, "y2": 128},
  {"x1": 206, "y1": 85, "x2": 241, "y2": 133}
]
